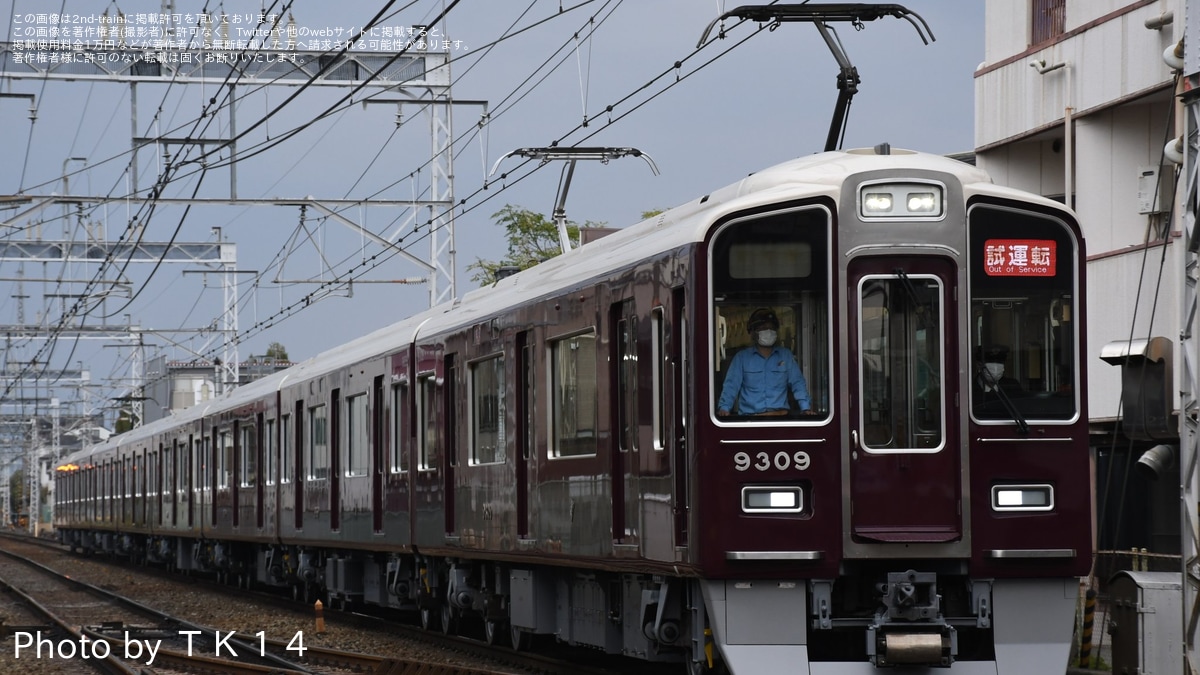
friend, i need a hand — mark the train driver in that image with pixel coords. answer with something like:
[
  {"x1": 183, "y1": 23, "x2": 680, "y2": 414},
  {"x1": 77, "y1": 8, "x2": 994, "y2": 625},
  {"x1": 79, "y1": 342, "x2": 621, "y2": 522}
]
[
  {"x1": 717, "y1": 307, "x2": 814, "y2": 417},
  {"x1": 973, "y1": 344, "x2": 1026, "y2": 408}
]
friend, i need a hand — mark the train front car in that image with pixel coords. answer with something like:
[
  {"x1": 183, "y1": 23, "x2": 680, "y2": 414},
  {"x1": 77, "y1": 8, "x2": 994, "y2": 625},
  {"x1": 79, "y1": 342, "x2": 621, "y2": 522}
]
[{"x1": 694, "y1": 148, "x2": 1090, "y2": 674}]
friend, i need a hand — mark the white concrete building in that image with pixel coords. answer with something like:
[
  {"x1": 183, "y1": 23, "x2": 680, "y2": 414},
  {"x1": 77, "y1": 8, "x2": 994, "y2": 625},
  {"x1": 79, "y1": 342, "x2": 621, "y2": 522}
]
[
  {"x1": 975, "y1": 0, "x2": 1186, "y2": 586},
  {"x1": 977, "y1": 0, "x2": 1182, "y2": 430}
]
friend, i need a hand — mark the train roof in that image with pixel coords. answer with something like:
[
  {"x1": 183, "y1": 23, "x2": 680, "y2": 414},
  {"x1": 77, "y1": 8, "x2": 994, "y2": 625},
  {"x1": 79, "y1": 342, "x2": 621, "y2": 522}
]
[{"x1": 58, "y1": 147, "x2": 1073, "y2": 467}]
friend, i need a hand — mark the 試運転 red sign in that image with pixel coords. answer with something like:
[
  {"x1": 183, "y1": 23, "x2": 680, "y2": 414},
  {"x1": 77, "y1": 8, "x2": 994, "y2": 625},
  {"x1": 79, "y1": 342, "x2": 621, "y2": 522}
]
[{"x1": 984, "y1": 239, "x2": 1056, "y2": 277}]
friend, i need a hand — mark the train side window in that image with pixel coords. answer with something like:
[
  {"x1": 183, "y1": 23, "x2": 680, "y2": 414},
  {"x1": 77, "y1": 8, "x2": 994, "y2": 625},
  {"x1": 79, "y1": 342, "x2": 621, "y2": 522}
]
[
  {"x1": 709, "y1": 206, "x2": 830, "y2": 422},
  {"x1": 280, "y1": 413, "x2": 292, "y2": 484},
  {"x1": 163, "y1": 443, "x2": 173, "y2": 501},
  {"x1": 651, "y1": 306, "x2": 666, "y2": 451},
  {"x1": 179, "y1": 438, "x2": 188, "y2": 500},
  {"x1": 344, "y1": 393, "x2": 369, "y2": 477},
  {"x1": 199, "y1": 435, "x2": 209, "y2": 492},
  {"x1": 391, "y1": 383, "x2": 407, "y2": 473},
  {"x1": 240, "y1": 423, "x2": 257, "y2": 487},
  {"x1": 616, "y1": 311, "x2": 638, "y2": 452},
  {"x1": 418, "y1": 374, "x2": 439, "y2": 471},
  {"x1": 550, "y1": 330, "x2": 598, "y2": 458},
  {"x1": 308, "y1": 404, "x2": 329, "y2": 480},
  {"x1": 470, "y1": 355, "x2": 506, "y2": 465},
  {"x1": 265, "y1": 419, "x2": 277, "y2": 486},
  {"x1": 217, "y1": 430, "x2": 232, "y2": 489},
  {"x1": 968, "y1": 205, "x2": 1078, "y2": 422}
]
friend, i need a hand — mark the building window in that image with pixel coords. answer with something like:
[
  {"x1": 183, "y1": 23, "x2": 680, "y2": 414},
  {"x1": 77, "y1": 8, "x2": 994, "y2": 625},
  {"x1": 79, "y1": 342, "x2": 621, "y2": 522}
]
[
  {"x1": 344, "y1": 394, "x2": 369, "y2": 477},
  {"x1": 551, "y1": 331, "x2": 598, "y2": 458},
  {"x1": 1031, "y1": 0, "x2": 1064, "y2": 45},
  {"x1": 471, "y1": 356, "x2": 505, "y2": 465}
]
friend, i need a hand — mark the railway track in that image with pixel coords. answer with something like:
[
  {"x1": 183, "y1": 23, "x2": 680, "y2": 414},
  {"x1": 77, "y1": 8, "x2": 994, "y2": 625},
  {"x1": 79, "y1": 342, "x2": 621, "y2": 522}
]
[{"x1": 0, "y1": 532, "x2": 676, "y2": 675}]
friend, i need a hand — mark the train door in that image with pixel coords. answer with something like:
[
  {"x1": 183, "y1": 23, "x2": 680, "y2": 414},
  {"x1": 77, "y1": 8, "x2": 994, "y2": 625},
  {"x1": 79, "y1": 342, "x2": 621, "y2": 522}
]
[
  {"x1": 232, "y1": 422, "x2": 240, "y2": 529},
  {"x1": 413, "y1": 344, "x2": 445, "y2": 545},
  {"x1": 670, "y1": 288, "x2": 690, "y2": 547},
  {"x1": 160, "y1": 443, "x2": 169, "y2": 527},
  {"x1": 256, "y1": 413, "x2": 265, "y2": 530},
  {"x1": 372, "y1": 374, "x2": 385, "y2": 533},
  {"x1": 443, "y1": 354, "x2": 457, "y2": 536},
  {"x1": 294, "y1": 400, "x2": 304, "y2": 530},
  {"x1": 610, "y1": 299, "x2": 637, "y2": 546},
  {"x1": 515, "y1": 331, "x2": 533, "y2": 539},
  {"x1": 847, "y1": 256, "x2": 961, "y2": 543},
  {"x1": 187, "y1": 435, "x2": 194, "y2": 528},
  {"x1": 331, "y1": 388, "x2": 341, "y2": 532}
]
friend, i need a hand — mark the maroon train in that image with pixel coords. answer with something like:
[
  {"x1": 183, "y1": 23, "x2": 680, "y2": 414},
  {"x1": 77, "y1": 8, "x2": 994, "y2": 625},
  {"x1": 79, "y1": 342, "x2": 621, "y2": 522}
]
[{"x1": 56, "y1": 147, "x2": 1092, "y2": 674}]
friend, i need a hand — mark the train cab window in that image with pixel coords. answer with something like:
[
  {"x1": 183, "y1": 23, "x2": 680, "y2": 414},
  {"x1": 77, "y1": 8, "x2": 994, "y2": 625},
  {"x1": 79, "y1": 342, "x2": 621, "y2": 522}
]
[
  {"x1": 969, "y1": 205, "x2": 1078, "y2": 422},
  {"x1": 240, "y1": 424, "x2": 257, "y2": 487},
  {"x1": 345, "y1": 394, "x2": 369, "y2": 477},
  {"x1": 391, "y1": 383, "x2": 407, "y2": 473},
  {"x1": 308, "y1": 404, "x2": 329, "y2": 480},
  {"x1": 857, "y1": 274, "x2": 945, "y2": 451},
  {"x1": 710, "y1": 207, "x2": 830, "y2": 421},
  {"x1": 470, "y1": 355, "x2": 506, "y2": 465},
  {"x1": 418, "y1": 375, "x2": 439, "y2": 471},
  {"x1": 551, "y1": 331, "x2": 599, "y2": 457}
]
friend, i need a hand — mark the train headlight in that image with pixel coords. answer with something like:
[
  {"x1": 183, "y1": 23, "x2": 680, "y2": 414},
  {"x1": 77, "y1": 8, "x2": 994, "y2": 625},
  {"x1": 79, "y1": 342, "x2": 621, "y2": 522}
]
[
  {"x1": 859, "y1": 182, "x2": 944, "y2": 219},
  {"x1": 991, "y1": 484, "x2": 1054, "y2": 512},
  {"x1": 862, "y1": 193, "x2": 894, "y2": 214},
  {"x1": 906, "y1": 192, "x2": 938, "y2": 213},
  {"x1": 741, "y1": 486, "x2": 803, "y2": 513}
]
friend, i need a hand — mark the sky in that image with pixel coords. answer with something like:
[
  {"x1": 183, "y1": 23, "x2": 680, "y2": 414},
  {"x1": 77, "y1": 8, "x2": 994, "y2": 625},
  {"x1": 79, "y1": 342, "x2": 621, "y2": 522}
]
[{"x1": 0, "y1": 0, "x2": 984, "y2": 427}]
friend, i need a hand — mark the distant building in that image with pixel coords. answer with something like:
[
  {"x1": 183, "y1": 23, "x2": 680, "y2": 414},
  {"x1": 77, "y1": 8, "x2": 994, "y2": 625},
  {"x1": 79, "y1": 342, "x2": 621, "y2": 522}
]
[{"x1": 142, "y1": 354, "x2": 293, "y2": 424}]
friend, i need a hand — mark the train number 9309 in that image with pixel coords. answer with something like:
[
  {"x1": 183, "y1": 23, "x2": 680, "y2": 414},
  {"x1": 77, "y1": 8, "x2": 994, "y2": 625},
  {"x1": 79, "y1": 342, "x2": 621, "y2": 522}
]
[{"x1": 734, "y1": 450, "x2": 811, "y2": 472}]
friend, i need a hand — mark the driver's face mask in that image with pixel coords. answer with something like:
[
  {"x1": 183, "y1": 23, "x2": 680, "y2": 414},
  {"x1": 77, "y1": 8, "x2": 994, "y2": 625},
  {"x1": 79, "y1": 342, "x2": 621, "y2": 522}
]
[
  {"x1": 756, "y1": 329, "x2": 778, "y2": 347},
  {"x1": 983, "y1": 362, "x2": 1005, "y2": 382}
]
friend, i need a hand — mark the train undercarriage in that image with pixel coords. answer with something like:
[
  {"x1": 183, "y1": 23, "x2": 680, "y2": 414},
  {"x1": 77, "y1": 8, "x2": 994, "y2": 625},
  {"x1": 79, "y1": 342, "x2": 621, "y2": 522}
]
[{"x1": 59, "y1": 528, "x2": 1078, "y2": 673}]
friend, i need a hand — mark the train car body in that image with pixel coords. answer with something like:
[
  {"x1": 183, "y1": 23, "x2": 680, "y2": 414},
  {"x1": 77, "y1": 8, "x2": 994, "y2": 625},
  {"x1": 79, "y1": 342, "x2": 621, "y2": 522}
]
[{"x1": 56, "y1": 147, "x2": 1092, "y2": 674}]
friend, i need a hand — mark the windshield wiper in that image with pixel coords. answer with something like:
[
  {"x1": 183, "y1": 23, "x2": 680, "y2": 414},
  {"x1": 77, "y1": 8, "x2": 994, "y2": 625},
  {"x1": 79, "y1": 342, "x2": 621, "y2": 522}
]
[{"x1": 977, "y1": 365, "x2": 1029, "y2": 435}]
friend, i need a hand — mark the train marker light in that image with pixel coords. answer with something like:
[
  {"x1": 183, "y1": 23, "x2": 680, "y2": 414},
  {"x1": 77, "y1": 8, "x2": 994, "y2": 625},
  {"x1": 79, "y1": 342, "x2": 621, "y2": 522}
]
[
  {"x1": 859, "y1": 183, "x2": 944, "y2": 218},
  {"x1": 991, "y1": 484, "x2": 1054, "y2": 512},
  {"x1": 741, "y1": 486, "x2": 803, "y2": 513}
]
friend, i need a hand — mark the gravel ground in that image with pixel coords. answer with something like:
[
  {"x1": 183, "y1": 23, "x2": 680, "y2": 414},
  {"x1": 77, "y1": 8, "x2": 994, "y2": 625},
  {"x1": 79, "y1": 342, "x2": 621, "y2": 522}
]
[{"x1": 0, "y1": 534, "x2": 516, "y2": 674}]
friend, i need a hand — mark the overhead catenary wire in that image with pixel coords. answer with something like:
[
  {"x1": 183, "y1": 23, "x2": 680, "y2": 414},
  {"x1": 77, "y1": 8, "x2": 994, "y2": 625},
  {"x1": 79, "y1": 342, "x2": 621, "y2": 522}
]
[
  {"x1": 1094, "y1": 74, "x2": 1182, "y2": 574},
  {"x1": 189, "y1": 13, "x2": 771, "y2": 359},
  {"x1": 9, "y1": 1, "x2": 774, "y2": 401}
]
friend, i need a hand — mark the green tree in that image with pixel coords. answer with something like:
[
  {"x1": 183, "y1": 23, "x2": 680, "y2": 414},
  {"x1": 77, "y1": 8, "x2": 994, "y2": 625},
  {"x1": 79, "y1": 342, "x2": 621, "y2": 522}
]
[
  {"x1": 467, "y1": 205, "x2": 604, "y2": 285},
  {"x1": 114, "y1": 405, "x2": 135, "y2": 434},
  {"x1": 9, "y1": 468, "x2": 23, "y2": 522},
  {"x1": 265, "y1": 342, "x2": 290, "y2": 361}
]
